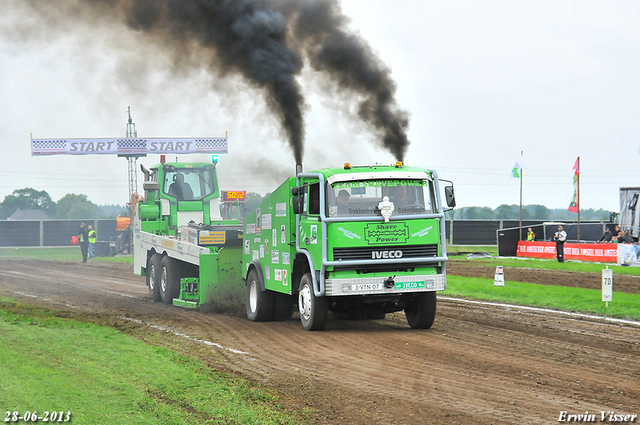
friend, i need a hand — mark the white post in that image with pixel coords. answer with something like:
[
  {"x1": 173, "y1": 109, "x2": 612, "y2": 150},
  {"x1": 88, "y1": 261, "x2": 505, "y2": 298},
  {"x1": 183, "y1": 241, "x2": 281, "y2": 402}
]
[
  {"x1": 494, "y1": 266, "x2": 505, "y2": 287},
  {"x1": 602, "y1": 265, "x2": 612, "y2": 307}
]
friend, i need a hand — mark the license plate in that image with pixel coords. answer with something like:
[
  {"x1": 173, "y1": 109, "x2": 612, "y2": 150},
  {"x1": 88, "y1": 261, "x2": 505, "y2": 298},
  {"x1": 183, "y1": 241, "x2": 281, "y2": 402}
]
[
  {"x1": 394, "y1": 281, "x2": 426, "y2": 290},
  {"x1": 351, "y1": 283, "x2": 383, "y2": 291}
]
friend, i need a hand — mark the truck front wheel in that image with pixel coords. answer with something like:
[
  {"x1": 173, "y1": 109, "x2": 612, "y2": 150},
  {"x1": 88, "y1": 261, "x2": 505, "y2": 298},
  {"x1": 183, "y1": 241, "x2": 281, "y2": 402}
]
[
  {"x1": 246, "y1": 268, "x2": 275, "y2": 321},
  {"x1": 159, "y1": 256, "x2": 180, "y2": 305},
  {"x1": 147, "y1": 253, "x2": 162, "y2": 302},
  {"x1": 298, "y1": 273, "x2": 328, "y2": 331},
  {"x1": 405, "y1": 292, "x2": 437, "y2": 329}
]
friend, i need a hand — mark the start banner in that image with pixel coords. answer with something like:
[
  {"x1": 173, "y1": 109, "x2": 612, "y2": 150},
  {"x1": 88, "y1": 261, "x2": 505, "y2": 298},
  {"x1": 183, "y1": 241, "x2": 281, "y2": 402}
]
[
  {"x1": 517, "y1": 241, "x2": 619, "y2": 263},
  {"x1": 31, "y1": 137, "x2": 227, "y2": 156}
]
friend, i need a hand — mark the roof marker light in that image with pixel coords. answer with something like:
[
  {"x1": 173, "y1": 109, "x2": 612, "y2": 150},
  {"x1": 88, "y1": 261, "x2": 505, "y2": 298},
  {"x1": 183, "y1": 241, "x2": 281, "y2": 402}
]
[
  {"x1": 212, "y1": 154, "x2": 219, "y2": 164},
  {"x1": 344, "y1": 163, "x2": 351, "y2": 169}
]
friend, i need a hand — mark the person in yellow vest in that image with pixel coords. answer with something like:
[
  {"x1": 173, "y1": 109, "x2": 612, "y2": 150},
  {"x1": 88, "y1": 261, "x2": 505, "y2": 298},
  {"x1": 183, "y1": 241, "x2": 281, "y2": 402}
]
[
  {"x1": 88, "y1": 225, "x2": 97, "y2": 258},
  {"x1": 526, "y1": 227, "x2": 536, "y2": 241}
]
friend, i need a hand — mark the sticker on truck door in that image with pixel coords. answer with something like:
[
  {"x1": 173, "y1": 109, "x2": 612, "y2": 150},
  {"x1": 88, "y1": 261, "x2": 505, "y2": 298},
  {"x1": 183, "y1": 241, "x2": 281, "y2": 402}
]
[{"x1": 262, "y1": 213, "x2": 272, "y2": 230}]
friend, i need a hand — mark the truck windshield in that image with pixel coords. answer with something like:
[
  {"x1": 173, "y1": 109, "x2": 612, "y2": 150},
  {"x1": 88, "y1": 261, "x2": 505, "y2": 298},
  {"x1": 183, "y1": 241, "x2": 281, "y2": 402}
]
[
  {"x1": 163, "y1": 167, "x2": 215, "y2": 200},
  {"x1": 326, "y1": 179, "x2": 434, "y2": 217}
]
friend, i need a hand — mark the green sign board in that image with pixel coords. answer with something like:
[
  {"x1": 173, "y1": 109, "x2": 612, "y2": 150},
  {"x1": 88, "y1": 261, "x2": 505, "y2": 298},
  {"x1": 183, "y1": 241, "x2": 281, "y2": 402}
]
[
  {"x1": 365, "y1": 222, "x2": 408, "y2": 245},
  {"x1": 394, "y1": 281, "x2": 426, "y2": 290}
]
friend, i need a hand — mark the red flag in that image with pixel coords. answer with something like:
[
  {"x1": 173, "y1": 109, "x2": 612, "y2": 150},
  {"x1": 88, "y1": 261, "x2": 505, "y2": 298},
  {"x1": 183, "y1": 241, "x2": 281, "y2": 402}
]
[{"x1": 569, "y1": 157, "x2": 579, "y2": 213}]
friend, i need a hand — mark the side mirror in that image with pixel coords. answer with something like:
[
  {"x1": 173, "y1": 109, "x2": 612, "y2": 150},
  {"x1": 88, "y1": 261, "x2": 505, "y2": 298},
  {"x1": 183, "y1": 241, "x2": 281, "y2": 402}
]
[
  {"x1": 292, "y1": 186, "x2": 305, "y2": 215},
  {"x1": 445, "y1": 185, "x2": 456, "y2": 208},
  {"x1": 143, "y1": 181, "x2": 159, "y2": 191}
]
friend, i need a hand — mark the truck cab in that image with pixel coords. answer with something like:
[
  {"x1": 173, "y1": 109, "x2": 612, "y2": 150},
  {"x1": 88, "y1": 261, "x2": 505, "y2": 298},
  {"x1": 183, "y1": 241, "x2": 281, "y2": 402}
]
[
  {"x1": 243, "y1": 162, "x2": 455, "y2": 331},
  {"x1": 137, "y1": 162, "x2": 225, "y2": 234}
]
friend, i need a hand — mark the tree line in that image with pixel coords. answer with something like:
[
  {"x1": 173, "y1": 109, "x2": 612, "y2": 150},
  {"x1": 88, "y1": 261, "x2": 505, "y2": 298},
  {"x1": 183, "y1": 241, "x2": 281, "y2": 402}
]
[
  {"x1": 0, "y1": 187, "x2": 267, "y2": 220},
  {"x1": 1, "y1": 189, "x2": 614, "y2": 222},
  {"x1": 0, "y1": 188, "x2": 127, "y2": 219},
  {"x1": 446, "y1": 204, "x2": 614, "y2": 221}
]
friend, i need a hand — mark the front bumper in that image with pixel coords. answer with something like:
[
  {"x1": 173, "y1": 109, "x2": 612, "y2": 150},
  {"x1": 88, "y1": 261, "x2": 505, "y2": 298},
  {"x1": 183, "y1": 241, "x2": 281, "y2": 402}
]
[{"x1": 324, "y1": 274, "x2": 446, "y2": 296}]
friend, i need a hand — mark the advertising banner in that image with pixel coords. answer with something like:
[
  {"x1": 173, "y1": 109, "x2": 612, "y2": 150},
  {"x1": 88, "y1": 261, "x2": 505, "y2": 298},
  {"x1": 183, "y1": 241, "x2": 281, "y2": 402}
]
[
  {"x1": 31, "y1": 137, "x2": 227, "y2": 156},
  {"x1": 516, "y1": 241, "x2": 619, "y2": 263}
]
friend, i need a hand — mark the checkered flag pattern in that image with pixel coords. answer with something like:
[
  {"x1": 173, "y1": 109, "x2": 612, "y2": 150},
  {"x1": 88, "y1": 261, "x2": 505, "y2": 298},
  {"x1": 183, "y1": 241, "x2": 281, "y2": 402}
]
[
  {"x1": 32, "y1": 139, "x2": 67, "y2": 155},
  {"x1": 117, "y1": 138, "x2": 147, "y2": 153},
  {"x1": 31, "y1": 137, "x2": 228, "y2": 155},
  {"x1": 196, "y1": 138, "x2": 228, "y2": 153}
]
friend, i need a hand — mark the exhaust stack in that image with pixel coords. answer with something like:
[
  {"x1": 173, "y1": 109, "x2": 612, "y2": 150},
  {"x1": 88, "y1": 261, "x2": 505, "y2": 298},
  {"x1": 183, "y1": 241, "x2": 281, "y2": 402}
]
[{"x1": 296, "y1": 163, "x2": 303, "y2": 176}]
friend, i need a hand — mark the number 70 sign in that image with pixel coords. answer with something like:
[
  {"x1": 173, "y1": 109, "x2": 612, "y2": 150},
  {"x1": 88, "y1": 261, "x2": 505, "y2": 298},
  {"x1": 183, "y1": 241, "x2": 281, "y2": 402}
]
[{"x1": 602, "y1": 267, "x2": 613, "y2": 305}]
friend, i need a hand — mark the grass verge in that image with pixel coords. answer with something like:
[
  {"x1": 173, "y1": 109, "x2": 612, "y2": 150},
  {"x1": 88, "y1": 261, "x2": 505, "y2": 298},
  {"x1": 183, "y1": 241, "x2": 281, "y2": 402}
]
[
  {"x1": 447, "y1": 245, "x2": 497, "y2": 256},
  {"x1": 0, "y1": 247, "x2": 132, "y2": 263},
  {"x1": 0, "y1": 298, "x2": 300, "y2": 425},
  {"x1": 446, "y1": 275, "x2": 640, "y2": 320},
  {"x1": 452, "y1": 257, "x2": 640, "y2": 276}
]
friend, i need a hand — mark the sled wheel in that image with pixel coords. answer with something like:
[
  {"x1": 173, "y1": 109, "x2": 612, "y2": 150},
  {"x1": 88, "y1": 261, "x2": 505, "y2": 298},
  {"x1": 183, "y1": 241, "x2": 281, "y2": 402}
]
[
  {"x1": 147, "y1": 253, "x2": 162, "y2": 302},
  {"x1": 159, "y1": 256, "x2": 180, "y2": 305}
]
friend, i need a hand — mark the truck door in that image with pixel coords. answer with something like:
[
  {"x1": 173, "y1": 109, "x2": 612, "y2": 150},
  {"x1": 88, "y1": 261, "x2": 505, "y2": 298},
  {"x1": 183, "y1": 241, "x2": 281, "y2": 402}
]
[{"x1": 299, "y1": 181, "x2": 322, "y2": 261}]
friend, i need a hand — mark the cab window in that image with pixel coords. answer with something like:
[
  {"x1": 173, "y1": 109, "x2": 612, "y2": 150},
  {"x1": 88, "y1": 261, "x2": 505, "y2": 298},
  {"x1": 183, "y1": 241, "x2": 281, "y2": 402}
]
[{"x1": 306, "y1": 183, "x2": 320, "y2": 215}]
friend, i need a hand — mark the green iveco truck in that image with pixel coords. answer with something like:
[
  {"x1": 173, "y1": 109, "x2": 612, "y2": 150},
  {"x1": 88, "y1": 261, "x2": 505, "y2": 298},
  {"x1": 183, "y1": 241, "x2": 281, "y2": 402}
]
[{"x1": 134, "y1": 159, "x2": 455, "y2": 331}]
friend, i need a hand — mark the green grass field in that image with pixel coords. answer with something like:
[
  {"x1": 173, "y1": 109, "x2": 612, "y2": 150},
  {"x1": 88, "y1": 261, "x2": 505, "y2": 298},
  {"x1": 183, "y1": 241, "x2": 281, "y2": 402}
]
[
  {"x1": 0, "y1": 299, "x2": 301, "y2": 425},
  {"x1": 446, "y1": 245, "x2": 640, "y2": 320},
  {"x1": 0, "y1": 247, "x2": 133, "y2": 263},
  {"x1": 446, "y1": 276, "x2": 640, "y2": 320},
  {"x1": 453, "y1": 256, "x2": 640, "y2": 276}
]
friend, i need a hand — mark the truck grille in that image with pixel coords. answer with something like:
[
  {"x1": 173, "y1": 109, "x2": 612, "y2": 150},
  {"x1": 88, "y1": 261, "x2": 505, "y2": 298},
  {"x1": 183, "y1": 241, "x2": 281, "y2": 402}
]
[{"x1": 333, "y1": 244, "x2": 439, "y2": 261}]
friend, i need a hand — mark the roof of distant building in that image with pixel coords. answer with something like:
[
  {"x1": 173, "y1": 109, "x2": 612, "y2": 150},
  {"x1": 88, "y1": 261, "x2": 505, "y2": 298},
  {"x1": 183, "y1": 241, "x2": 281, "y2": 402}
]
[{"x1": 7, "y1": 209, "x2": 51, "y2": 221}]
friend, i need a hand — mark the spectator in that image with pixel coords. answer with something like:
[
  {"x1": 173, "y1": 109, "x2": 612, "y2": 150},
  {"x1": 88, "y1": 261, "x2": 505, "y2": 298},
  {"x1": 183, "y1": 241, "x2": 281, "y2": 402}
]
[
  {"x1": 526, "y1": 227, "x2": 536, "y2": 241},
  {"x1": 618, "y1": 230, "x2": 633, "y2": 244},
  {"x1": 77, "y1": 222, "x2": 89, "y2": 263},
  {"x1": 553, "y1": 225, "x2": 567, "y2": 263},
  {"x1": 88, "y1": 225, "x2": 97, "y2": 258},
  {"x1": 598, "y1": 228, "x2": 613, "y2": 243}
]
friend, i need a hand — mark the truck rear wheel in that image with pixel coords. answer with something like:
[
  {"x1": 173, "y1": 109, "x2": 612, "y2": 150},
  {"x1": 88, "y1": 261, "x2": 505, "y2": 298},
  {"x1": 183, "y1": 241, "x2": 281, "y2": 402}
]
[
  {"x1": 405, "y1": 292, "x2": 437, "y2": 329},
  {"x1": 147, "y1": 253, "x2": 162, "y2": 302},
  {"x1": 159, "y1": 256, "x2": 180, "y2": 305},
  {"x1": 298, "y1": 273, "x2": 328, "y2": 331},
  {"x1": 246, "y1": 268, "x2": 275, "y2": 321}
]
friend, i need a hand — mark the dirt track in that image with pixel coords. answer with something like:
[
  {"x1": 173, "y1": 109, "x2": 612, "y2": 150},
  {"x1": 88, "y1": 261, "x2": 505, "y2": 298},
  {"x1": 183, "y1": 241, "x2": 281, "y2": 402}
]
[{"x1": 0, "y1": 258, "x2": 638, "y2": 424}]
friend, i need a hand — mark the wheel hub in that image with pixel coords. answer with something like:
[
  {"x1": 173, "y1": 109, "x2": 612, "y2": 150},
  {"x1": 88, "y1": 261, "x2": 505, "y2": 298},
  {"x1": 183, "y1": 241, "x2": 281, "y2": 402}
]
[
  {"x1": 249, "y1": 280, "x2": 258, "y2": 313},
  {"x1": 299, "y1": 284, "x2": 312, "y2": 319},
  {"x1": 149, "y1": 265, "x2": 156, "y2": 290},
  {"x1": 161, "y1": 268, "x2": 167, "y2": 292}
]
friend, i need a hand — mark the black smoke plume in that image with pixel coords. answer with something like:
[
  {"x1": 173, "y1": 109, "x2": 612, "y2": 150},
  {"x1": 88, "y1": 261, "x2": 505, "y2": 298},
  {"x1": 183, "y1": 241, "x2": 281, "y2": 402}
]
[
  {"x1": 19, "y1": 0, "x2": 410, "y2": 162},
  {"x1": 286, "y1": 0, "x2": 410, "y2": 161}
]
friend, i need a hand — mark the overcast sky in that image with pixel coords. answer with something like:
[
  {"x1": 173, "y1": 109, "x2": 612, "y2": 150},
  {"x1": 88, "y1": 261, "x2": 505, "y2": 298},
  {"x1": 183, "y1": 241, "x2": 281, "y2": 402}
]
[{"x1": 1, "y1": 1, "x2": 639, "y2": 212}]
